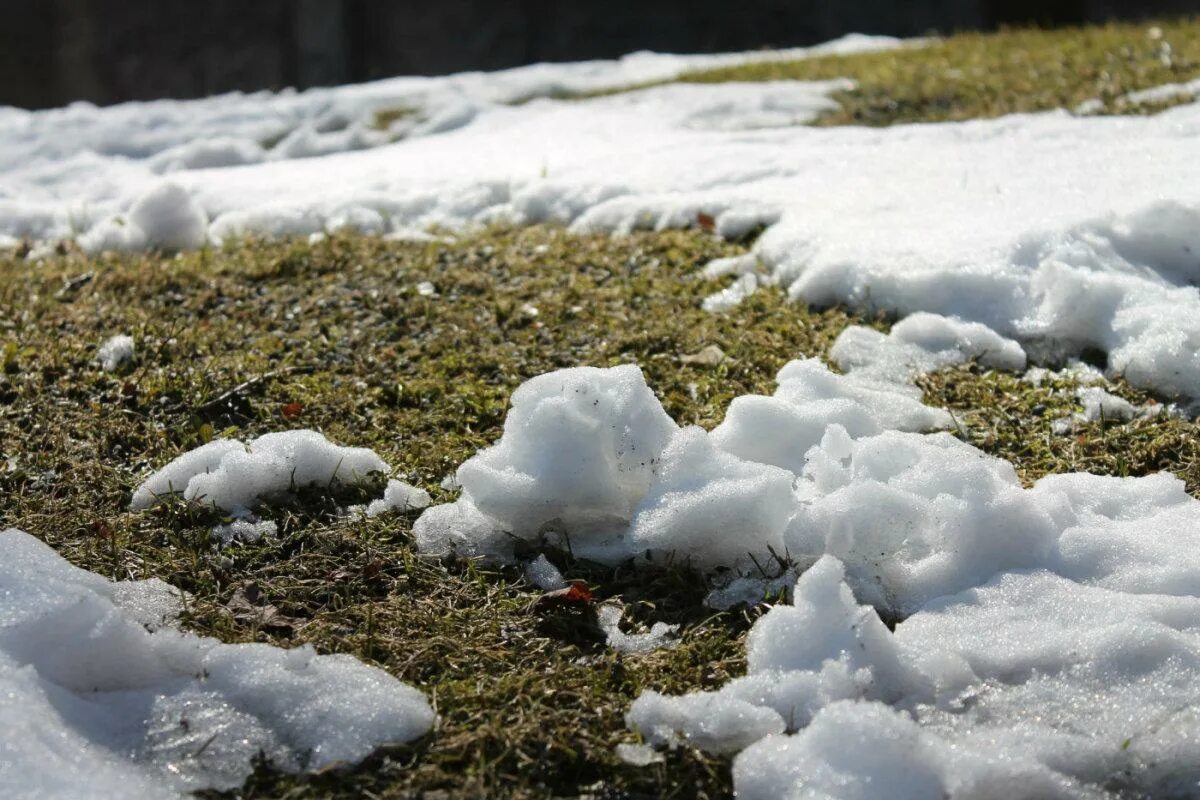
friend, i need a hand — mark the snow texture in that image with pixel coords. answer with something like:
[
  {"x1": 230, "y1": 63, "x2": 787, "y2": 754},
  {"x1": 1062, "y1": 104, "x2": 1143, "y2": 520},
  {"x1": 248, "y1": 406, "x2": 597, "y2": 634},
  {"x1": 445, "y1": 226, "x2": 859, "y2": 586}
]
[
  {"x1": 98, "y1": 334, "x2": 135, "y2": 371},
  {"x1": 414, "y1": 358, "x2": 955, "y2": 568},
  {"x1": 10, "y1": 34, "x2": 1200, "y2": 396},
  {"x1": 0, "y1": 528, "x2": 434, "y2": 798},
  {"x1": 627, "y1": 469, "x2": 1200, "y2": 798},
  {"x1": 211, "y1": 518, "x2": 278, "y2": 545},
  {"x1": 365, "y1": 479, "x2": 432, "y2": 517},
  {"x1": 130, "y1": 430, "x2": 388, "y2": 516},
  {"x1": 597, "y1": 604, "x2": 680, "y2": 654}
]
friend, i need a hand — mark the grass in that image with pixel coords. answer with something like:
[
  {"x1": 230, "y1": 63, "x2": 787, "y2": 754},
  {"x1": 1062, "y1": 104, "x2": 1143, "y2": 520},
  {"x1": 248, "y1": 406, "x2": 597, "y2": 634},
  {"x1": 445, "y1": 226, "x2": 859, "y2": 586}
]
[
  {"x1": 3, "y1": 226, "x2": 1197, "y2": 798},
  {"x1": 588, "y1": 16, "x2": 1200, "y2": 126}
]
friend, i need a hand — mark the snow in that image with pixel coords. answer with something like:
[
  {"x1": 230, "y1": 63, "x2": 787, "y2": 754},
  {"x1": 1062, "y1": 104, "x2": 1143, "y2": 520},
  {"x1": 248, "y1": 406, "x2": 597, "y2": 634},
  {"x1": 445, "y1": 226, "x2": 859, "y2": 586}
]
[
  {"x1": 211, "y1": 518, "x2": 278, "y2": 544},
  {"x1": 0, "y1": 528, "x2": 434, "y2": 798},
  {"x1": 625, "y1": 467, "x2": 1200, "y2": 798},
  {"x1": 524, "y1": 554, "x2": 568, "y2": 591},
  {"x1": 130, "y1": 430, "x2": 388, "y2": 516},
  {"x1": 98, "y1": 334, "x2": 135, "y2": 371},
  {"x1": 597, "y1": 604, "x2": 680, "y2": 654},
  {"x1": 365, "y1": 478, "x2": 432, "y2": 517}
]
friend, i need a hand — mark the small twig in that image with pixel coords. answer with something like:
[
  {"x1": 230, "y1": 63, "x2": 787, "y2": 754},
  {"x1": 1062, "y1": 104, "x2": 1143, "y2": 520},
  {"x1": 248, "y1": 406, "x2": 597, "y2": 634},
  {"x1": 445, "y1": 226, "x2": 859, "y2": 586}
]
[{"x1": 193, "y1": 365, "x2": 313, "y2": 414}]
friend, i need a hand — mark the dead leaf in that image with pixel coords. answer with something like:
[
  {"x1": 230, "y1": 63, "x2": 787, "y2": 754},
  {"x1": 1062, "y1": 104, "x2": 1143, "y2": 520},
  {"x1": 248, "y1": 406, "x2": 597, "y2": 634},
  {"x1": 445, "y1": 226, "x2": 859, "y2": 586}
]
[
  {"x1": 281, "y1": 401, "x2": 303, "y2": 419},
  {"x1": 696, "y1": 212, "x2": 716, "y2": 232},
  {"x1": 532, "y1": 580, "x2": 595, "y2": 612}
]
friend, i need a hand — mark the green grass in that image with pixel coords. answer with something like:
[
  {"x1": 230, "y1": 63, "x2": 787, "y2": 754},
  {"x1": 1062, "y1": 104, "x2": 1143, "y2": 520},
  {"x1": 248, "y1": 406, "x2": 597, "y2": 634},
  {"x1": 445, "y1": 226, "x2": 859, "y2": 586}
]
[
  {"x1": 3, "y1": 226, "x2": 1197, "y2": 798},
  {"x1": 591, "y1": 17, "x2": 1200, "y2": 126}
]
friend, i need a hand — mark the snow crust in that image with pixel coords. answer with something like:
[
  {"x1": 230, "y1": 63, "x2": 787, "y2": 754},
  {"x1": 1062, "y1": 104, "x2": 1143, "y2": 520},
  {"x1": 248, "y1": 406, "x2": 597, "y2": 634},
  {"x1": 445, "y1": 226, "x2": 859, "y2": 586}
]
[
  {"x1": 0, "y1": 528, "x2": 434, "y2": 798},
  {"x1": 130, "y1": 430, "x2": 388, "y2": 516}
]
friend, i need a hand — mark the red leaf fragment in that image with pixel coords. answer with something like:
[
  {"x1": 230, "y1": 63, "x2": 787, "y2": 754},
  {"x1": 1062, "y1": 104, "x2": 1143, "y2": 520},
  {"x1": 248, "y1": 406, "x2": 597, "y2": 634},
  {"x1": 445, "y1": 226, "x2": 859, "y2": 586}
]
[
  {"x1": 281, "y1": 401, "x2": 303, "y2": 419},
  {"x1": 533, "y1": 580, "x2": 595, "y2": 611},
  {"x1": 696, "y1": 212, "x2": 716, "y2": 232}
]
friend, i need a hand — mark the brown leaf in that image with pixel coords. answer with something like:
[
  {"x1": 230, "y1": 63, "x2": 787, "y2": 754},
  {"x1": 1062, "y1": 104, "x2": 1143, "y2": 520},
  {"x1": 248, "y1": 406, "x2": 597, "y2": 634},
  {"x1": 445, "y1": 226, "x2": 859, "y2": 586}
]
[
  {"x1": 281, "y1": 401, "x2": 303, "y2": 419},
  {"x1": 696, "y1": 212, "x2": 716, "y2": 232},
  {"x1": 532, "y1": 580, "x2": 595, "y2": 612}
]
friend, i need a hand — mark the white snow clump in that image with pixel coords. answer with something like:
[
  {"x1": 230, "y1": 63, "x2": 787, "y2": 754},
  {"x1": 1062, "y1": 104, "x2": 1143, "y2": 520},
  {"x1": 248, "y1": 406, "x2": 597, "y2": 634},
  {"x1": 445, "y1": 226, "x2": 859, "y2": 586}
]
[
  {"x1": 98, "y1": 334, "x2": 135, "y2": 371},
  {"x1": 131, "y1": 430, "x2": 388, "y2": 516}
]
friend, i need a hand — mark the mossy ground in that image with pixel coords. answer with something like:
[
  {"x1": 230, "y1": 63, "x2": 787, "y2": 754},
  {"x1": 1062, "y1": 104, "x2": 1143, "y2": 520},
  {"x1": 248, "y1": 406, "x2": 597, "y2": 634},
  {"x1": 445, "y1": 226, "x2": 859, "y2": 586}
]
[{"x1": 5, "y1": 16, "x2": 1200, "y2": 800}]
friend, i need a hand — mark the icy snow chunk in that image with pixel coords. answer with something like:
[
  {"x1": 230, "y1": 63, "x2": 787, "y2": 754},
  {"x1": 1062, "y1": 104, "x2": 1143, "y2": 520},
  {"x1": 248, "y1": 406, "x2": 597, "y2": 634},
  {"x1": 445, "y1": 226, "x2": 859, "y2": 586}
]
[
  {"x1": 615, "y1": 742, "x2": 665, "y2": 766},
  {"x1": 1076, "y1": 386, "x2": 1139, "y2": 421},
  {"x1": 131, "y1": 430, "x2": 388, "y2": 516},
  {"x1": 211, "y1": 518, "x2": 278, "y2": 545},
  {"x1": 98, "y1": 334, "x2": 135, "y2": 371},
  {"x1": 415, "y1": 364, "x2": 678, "y2": 562},
  {"x1": 786, "y1": 429, "x2": 1058, "y2": 614},
  {"x1": 524, "y1": 554, "x2": 567, "y2": 591},
  {"x1": 712, "y1": 358, "x2": 950, "y2": 475},
  {"x1": 365, "y1": 479, "x2": 432, "y2": 517},
  {"x1": 416, "y1": 280, "x2": 436, "y2": 297},
  {"x1": 705, "y1": 570, "x2": 797, "y2": 610},
  {"x1": 597, "y1": 604, "x2": 679, "y2": 654},
  {"x1": 702, "y1": 273, "x2": 758, "y2": 312},
  {"x1": 628, "y1": 426, "x2": 794, "y2": 568},
  {"x1": 0, "y1": 528, "x2": 434, "y2": 797},
  {"x1": 830, "y1": 313, "x2": 1026, "y2": 384}
]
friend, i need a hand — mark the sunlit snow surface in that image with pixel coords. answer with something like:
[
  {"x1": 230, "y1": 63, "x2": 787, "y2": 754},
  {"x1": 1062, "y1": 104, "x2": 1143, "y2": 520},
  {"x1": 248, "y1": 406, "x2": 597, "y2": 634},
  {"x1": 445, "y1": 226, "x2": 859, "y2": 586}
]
[{"x1": 0, "y1": 529, "x2": 434, "y2": 799}]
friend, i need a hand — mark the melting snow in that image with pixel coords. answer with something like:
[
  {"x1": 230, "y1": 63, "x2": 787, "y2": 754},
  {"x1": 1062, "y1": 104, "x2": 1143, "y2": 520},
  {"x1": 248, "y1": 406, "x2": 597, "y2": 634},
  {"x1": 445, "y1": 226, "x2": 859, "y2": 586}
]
[
  {"x1": 0, "y1": 528, "x2": 434, "y2": 798},
  {"x1": 130, "y1": 430, "x2": 388, "y2": 516}
]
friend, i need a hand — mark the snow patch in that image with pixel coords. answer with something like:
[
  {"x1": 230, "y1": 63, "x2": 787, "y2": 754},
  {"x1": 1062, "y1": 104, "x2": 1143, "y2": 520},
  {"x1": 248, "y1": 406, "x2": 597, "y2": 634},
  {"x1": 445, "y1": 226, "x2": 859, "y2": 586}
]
[
  {"x1": 131, "y1": 430, "x2": 388, "y2": 516},
  {"x1": 0, "y1": 528, "x2": 433, "y2": 798}
]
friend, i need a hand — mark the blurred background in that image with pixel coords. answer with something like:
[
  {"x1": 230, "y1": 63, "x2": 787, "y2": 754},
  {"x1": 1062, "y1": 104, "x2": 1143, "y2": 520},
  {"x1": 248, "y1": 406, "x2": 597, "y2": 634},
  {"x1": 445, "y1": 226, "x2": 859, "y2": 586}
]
[{"x1": 4, "y1": 0, "x2": 1198, "y2": 109}]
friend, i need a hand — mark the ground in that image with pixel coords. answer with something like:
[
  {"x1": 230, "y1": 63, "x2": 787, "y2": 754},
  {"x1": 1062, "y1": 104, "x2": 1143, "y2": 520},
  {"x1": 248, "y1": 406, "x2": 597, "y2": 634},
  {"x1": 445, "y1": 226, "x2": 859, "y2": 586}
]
[{"x1": 3, "y1": 15, "x2": 1200, "y2": 800}]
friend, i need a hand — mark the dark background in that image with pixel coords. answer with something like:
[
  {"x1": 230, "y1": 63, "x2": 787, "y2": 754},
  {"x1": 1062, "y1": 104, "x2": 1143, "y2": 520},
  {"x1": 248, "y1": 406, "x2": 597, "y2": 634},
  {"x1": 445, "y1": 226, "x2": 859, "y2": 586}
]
[{"x1": 4, "y1": 0, "x2": 1198, "y2": 109}]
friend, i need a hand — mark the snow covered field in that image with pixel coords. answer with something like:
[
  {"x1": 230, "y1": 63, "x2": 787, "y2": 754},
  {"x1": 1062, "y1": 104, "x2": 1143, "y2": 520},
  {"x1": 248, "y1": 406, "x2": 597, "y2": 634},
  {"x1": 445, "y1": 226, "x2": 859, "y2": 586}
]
[{"x1": 4, "y1": 20, "x2": 1200, "y2": 800}]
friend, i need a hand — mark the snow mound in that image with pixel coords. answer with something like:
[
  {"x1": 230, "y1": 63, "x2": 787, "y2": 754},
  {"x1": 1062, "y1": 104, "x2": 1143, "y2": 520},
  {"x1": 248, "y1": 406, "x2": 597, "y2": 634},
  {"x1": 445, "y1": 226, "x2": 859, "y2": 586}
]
[
  {"x1": 98, "y1": 334, "x2": 135, "y2": 371},
  {"x1": 0, "y1": 528, "x2": 433, "y2": 798},
  {"x1": 628, "y1": 469, "x2": 1200, "y2": 798},
  {"x1": 80, "y1": 183, "x2": 208, "y2": 253},
  {"x1": 414, "y1": 359, "x2": 957, "y2": 567},
  {"x1": 711, "y1": 356, "x2": 952, "y2": 476},
  {"x1": 413, "y1": 364, "x2": 678, "y2": 562},
  {"x1": 131, "y1": 430, "x2": 388, "y2": 516},
  {"x1": 830, "y1": 313, "x2": 1027, "y2": 383}
]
